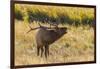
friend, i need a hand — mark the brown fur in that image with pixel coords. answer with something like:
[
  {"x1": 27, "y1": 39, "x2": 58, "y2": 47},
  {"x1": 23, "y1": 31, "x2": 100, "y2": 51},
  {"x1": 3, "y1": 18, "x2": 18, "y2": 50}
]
[{"x1": 35, "y1": 26, "x2": 67, "y2": 58}]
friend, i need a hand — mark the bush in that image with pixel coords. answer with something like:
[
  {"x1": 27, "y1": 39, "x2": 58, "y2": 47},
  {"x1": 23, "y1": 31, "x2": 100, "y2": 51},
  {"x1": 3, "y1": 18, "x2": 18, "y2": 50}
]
[
  {"x1": 15, "y1": 5, "x2": 23, "y2": 20},
  {"x1": 15, "y1": 4, "x2": 95, "y2": 26}
]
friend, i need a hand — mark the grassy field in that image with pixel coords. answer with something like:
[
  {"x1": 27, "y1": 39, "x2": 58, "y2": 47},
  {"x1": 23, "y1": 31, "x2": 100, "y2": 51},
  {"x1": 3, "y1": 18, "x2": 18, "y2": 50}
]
[{"x1": 15, "y1": 20, "x2": 94, "y2": 65}]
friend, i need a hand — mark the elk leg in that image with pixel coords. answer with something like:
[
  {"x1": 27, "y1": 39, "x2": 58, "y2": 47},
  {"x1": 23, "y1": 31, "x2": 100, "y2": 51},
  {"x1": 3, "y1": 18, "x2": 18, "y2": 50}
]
[
  {"x1": 44, "y1": 45, "x2": 48, "y2": 58},
  {"x1": 37, "y1": 46, "x2": 40, "y2": 56},
  {"x1": 47, "y1": 46, "x2": 49, "y2": 56},
  {"x1": 40, "y1": 47, "x2": 44, "y2": 57}
]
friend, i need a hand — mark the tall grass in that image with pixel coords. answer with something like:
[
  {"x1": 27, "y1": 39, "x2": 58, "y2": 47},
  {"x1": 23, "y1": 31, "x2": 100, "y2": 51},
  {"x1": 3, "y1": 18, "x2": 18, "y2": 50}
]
[
  {"x1": 15, "y1": 20, "x2": 94, "y2": 65},
  {"x1": 15, "y1": 4, "x2": 95, "y2": 26}
]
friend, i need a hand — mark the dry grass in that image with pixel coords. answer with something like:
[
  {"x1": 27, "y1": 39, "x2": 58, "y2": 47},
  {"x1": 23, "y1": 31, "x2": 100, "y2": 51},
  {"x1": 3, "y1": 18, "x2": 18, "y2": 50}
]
[{"x1": 15, "y1": 20, "x2": 94, "y2": 65}]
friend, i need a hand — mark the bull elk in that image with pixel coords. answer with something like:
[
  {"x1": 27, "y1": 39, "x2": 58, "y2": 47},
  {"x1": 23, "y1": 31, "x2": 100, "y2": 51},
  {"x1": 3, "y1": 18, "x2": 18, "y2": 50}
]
[{"x1": 27, "y1": 23, "x2": 67, "y2": 58}]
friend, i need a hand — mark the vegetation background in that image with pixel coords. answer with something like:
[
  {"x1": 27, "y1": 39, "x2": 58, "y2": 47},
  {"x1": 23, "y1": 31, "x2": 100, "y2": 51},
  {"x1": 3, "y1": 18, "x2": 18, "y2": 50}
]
[{"x1": 15, "y1": 4, "x2": 95, "y2": 65}]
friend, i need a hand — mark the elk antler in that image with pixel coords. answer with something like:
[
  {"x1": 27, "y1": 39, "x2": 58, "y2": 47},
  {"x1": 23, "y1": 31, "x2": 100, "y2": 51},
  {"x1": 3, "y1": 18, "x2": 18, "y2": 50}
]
[
  {"x1": 27, "y1": 23, "x2": 58, "y2": 34},
  {"x1": 49, "y1": 22, "x2": 59, "y2": 29},
  {"x1": 27, "y1": 24, "x2": 40, "y2": 33}
]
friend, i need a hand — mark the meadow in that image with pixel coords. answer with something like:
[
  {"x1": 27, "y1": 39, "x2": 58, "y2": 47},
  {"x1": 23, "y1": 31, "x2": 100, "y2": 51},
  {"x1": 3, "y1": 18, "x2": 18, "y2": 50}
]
[{"x1": 14, "y1": 4, "x2": 95, "y2": 65}]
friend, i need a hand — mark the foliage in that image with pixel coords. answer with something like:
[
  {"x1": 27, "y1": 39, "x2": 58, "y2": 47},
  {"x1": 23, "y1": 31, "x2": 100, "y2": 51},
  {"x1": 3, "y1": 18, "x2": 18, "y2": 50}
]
[
  {"x1": 15, "y1": 4, "x2": 95, "y2": 26},
  {"x1": 15, "y1": 5, "x2": 24, "y2": 20}
]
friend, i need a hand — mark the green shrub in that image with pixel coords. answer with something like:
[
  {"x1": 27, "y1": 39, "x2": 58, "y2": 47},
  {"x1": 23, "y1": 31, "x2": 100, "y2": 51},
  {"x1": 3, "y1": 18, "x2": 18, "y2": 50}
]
[
  {"x1": 15, "y1": 5, "x2": 23, "y2": 20},
  {"x1": 15, "y1": 4, "x2": 95, "y2": 26}
]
